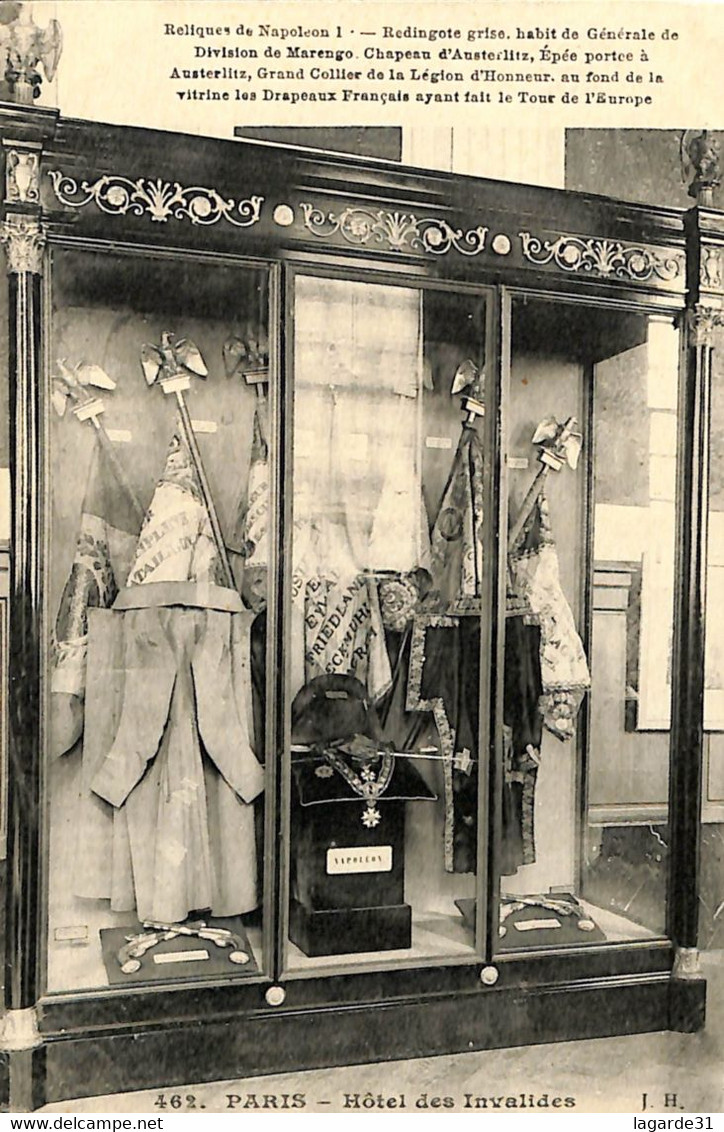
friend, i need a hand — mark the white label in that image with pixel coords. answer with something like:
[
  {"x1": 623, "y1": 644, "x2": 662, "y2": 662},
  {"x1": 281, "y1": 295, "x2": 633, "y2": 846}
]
[
  {"x1": 161, "y1": 375, "x2": 191, "y2": 394},
  {"x1": 106, "y1": 429, "x2": 132, "y2": 444},
  {"x1": 426, "y1": 436, "x2": 453, "y2": 450},
  {"x1": 153, "y1": 949, "x2": 210, "y2": 965},
  {"x1": 514, "y1": 918, "x2": 561, "y2": 932},
  {"x1": 54, "y1": 924, "x2": 88, "y2": 943},
  {"x1": 326, "y1": 846, "x2": 393, "y2": 875},
  {"x1": 507, "y1": 456, "x2": 530, "y2": 469},
  {"x1": 191, "y1": 419, "x2": 218, "y2": 434},
  {"x1": 243, "y1": 367, "x2": 268, "y2": 386},
  {"x1": 75, "y1": 399, "x2": 104, "y2": 422}
]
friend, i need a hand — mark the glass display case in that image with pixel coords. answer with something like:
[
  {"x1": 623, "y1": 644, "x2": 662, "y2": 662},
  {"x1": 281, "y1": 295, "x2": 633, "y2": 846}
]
[
  {"x1": 0, "y1": 94, "x2": 718, "y2": 1109},
  {"x1": 47, "y1": 249, "x2": 274, "y2": 993}
]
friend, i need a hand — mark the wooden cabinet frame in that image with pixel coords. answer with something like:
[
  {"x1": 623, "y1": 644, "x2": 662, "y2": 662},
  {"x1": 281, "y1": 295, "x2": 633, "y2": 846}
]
[{"x1": 0, "y1": 102, "x2": 716, "y2": 1109}]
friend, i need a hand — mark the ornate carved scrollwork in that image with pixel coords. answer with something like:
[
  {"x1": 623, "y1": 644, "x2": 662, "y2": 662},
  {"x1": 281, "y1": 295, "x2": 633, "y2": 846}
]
[
  {"x1": 5, "y1": 149, "x2": 40, "y2": 204},
  {"x1": 299, "y1": 202, "x2": 489, "y2": 257},
  {"x1": 0, "y1": 213, "x2": 46, "y2": 274},
  {"x1": 47, "y1": 171, "x2": 264, "y2": 229},
  {"x1": 686, "y1": 302, "x2": 724, "y2": 347},
  {"x1": 518, "y1": 231, "x2": 685, "y2": 283}
]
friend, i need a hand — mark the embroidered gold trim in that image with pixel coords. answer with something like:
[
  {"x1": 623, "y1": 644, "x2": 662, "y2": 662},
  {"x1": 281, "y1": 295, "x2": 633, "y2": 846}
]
[{"x1": 407, "y1": 614, "x2": 459, "y2": 872}]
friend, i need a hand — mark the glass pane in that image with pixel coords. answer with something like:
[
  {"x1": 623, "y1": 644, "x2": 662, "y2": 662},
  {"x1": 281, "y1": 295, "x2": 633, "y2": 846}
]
[
  {"x1": 285, "y1": 276, "x2": 487, "y2": 969},
  {"x1": 47, "y1": 248, "x2": 272, "y2": 991},
  {"x1": 495, "y1": 296, "x2": 678, "y2": 953}
]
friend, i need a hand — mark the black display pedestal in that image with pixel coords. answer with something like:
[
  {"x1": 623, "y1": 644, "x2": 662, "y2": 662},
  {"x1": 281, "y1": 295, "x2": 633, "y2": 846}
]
[
  {"x1": 290, "y1": 795, "x2": 411, "y2": 957},
  {"x1": 289, "y1": 752, "x2": 436, "y2": 957},
  {"x1": 289, "y1": 900, "x2": 411, "y2": 957}
]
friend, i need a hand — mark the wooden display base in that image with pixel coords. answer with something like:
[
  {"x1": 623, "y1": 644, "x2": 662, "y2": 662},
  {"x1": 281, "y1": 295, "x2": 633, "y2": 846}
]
[
  {"x1": 100, "y1": 917, "x2": 258, "y2": 986},
  {"x1": 289, "y1": 899, "x2": 412, "y2": 956},
  {"x1": 7, "y1": 956, "x2": 703, "y2": 1110},
  {"x1": 455, "y1": 896, "x2": 607, "y2": 948}
]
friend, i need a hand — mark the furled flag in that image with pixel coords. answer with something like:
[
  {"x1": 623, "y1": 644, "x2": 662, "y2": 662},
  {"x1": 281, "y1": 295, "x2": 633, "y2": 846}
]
[
  {"x1": 427, "y1": 421, "x2": 485, "y2": 614},
  {"x1": 51, "y1": 437, "x2": 143, "y2": 757},
  {"x1": 300, "y1": 567, "x2": 392, "y2": 704},
  {"x1": 231, "y1": 398, "x2": 269, "y2": 613},
  {"x1": 509, "y1": 493, "x2": 590, "y2": 741},
  {"x1": 125, "y1": 423, "x2": 226, "y2": 588}
]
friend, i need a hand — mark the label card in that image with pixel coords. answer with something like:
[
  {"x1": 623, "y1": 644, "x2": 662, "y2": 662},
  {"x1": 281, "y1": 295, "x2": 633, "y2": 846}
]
[
  {"x1": 54, "y1": 925, "x2": 89, "y2": 944},
  {"x1": 153, "y1": 949, "x2": 210, "y2": 965},
  {"x1": 514, "y1": 918, "x2": 561, "y2": 932},
  {"x1": 327, "y1": 846, "x2": 393, "y2": 875}
]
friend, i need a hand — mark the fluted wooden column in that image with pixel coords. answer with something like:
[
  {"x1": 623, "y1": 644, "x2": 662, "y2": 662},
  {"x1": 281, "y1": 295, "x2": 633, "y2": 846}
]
[
  {"x1": 668, "y1": 206, "x2": 724, "y2": 1028},
  {"x1": 0, "y1": 211, "x2": 45, "y2": 1048}
]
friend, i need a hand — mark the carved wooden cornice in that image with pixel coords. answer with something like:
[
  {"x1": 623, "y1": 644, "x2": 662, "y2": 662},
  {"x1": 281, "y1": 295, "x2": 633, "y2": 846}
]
[
  {"x1": 298, "y1": 202, "x2": 489, "y2": 257},
  {"x1": 48, "y1": 171, "x2": 263, "y2": 229},
  {"x1": 519, "y1": 231, "x2": 685, "y2": 284}
]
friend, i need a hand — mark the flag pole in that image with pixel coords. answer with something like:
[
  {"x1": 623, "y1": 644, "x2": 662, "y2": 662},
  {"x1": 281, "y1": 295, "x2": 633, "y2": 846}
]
[
  {"x1": 52, "y1": 360, "x2": 145, "y2": 525},
  {"x1": 507, "y1": 416, "x2": 580, "y2": 554},
  {"x1": 169, "y1": 383, "x2": 235, "y2": 589},
  {"x1": 141, "y1": 333, "x2": 236, "y2": 591},
  {"x1": 86, "y1": 415, "x2": 145, "y2": 526}
]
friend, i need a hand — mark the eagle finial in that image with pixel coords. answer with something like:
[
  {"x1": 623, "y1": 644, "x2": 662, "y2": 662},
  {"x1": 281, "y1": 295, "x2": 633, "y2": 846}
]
[
  {"x1": 0, "y1": 3, "x2": 63, "y2": 104},
  {"x1": 680, "y1": 130, "x2": 721, "y2": 206}
]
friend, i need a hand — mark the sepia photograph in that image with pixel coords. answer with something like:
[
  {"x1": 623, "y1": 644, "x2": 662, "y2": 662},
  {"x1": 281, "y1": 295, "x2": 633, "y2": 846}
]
[{"x1": 0, "y1": 0, "x2": 721, "y2": 1117}]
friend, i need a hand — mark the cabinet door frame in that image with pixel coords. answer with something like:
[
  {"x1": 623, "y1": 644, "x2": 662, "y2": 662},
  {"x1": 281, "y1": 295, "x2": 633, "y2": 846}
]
[
  {"x1": 278, "y1": 256, "x2": 499, "y2": 979},
  {"x1": 498, "y1": 284, "x2": 686, "y2": 954}
]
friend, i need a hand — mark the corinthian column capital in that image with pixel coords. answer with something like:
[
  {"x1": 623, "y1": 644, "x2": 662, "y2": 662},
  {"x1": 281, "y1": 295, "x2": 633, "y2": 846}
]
[
  {"x1": 685, "y1": 302, "x2": 724, "y2": 347},
  {"x1": 0, "y1": 212, "x2": 46, "y2": 275}
]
